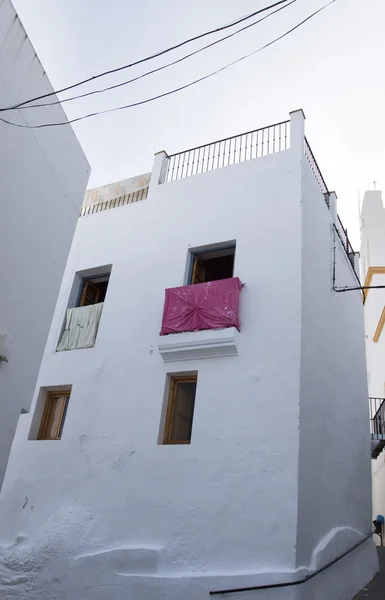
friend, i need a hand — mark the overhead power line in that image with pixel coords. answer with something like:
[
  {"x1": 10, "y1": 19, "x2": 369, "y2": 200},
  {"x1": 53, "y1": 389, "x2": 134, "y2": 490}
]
[
  {"x1": 0, "y1": 0, "x2": 336, "y2": 130},
  {"x1": 14, "y1": 0, "x2": 297, "y2": 110},
  {"x1": 0, "y1": 0, "x2": 291, "y2": 112}
]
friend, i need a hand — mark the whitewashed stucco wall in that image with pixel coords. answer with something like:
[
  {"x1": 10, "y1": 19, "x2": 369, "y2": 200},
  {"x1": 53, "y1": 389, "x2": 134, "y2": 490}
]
[
  {"x1": 0, "y1": 0, "x2": 90, "y2": 487},
  {"x1": 296, "y1": 159, "x2": 373, "y2": 570},
  {"x1": 361, "y1": 191, "x2": 385, "y2": 399},
  {"x1": 0, "y1": 113, "x2": 377, "y2": 599},
  {"x1": 0, "y1": 130, "x2": 303, "y2": 598},
  {"x1": 360, "y1": 191, "x2": 385, "y2": 535},
  {"x1": 361, "y1": 191, "x2": 385, "y2": 278}
]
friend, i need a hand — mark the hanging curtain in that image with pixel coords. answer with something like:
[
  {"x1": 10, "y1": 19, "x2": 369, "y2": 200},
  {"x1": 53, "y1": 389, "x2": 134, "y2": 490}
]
[{"x1": 57, "y1": 303, "x2": 104, "y2": 352}]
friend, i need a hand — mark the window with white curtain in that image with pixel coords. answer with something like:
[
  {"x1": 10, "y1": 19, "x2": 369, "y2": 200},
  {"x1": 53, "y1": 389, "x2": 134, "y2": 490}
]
[{"x1": 56, "y1": 268, "x2": 111, "y2": 352}]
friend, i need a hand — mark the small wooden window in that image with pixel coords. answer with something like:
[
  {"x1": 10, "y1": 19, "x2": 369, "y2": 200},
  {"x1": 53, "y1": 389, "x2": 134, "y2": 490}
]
[
  {"x1": 163, "y1": 375, "x2": 197, "y2": 444},
  {"x1": 37, "y1": 391, "x2": 70, "y2": 440}
]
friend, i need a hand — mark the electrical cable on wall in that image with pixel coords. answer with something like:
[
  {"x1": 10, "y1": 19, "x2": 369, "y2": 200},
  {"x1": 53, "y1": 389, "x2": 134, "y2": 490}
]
[
  {"x1": 0, "y1": 0, "x2": 337, "y2": 129},
  {"x1": 332, "y1": 228, "x2": 385, "y2": 294},
  {"x1": 334, "y1": 286, "x2": 385, "y2": 293}
]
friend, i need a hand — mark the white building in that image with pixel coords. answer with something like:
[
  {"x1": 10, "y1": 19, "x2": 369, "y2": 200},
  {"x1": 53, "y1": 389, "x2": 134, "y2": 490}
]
[
  {"x1": 0, "y1": 0, "x2": 90, "y2": 487},
  {"x1": 0, "y1": 110, "x2": 378, "y2": 600},
  {"x1": 360, "y1": 190, "x2": 385, "y2": 535}
]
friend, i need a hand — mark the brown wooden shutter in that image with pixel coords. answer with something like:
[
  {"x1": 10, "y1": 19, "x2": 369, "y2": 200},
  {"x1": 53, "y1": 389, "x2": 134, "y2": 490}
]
[
  {"x1": 80, "y1": 281, "x2": 100, "y2": 306},
  {"x1": 191, "y1": 257, "x2": 205, "y2": 284},
  {"x1": 163, "y1": 377, "x2": 197, "y2": 444},
  {"x1": 38, "y1": 392, "x2": 69, "y2": 440}
]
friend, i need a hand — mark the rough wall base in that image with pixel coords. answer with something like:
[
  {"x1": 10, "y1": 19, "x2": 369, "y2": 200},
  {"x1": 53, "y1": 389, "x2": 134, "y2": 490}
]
[{"x1": 0, "y1": 538, "x2": 378, "y2": 600}]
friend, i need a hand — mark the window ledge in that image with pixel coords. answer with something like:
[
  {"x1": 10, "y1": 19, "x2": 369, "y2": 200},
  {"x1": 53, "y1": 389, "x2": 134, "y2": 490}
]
[{"x1": 158, "y1": 327, "x2": 238, "y2": 362}]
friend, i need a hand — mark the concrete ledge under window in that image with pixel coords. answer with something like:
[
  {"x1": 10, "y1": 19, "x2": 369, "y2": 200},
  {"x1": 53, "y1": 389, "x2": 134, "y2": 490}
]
[{"x1": 158, "y1": 327, "x2": 238, "y2": 362}]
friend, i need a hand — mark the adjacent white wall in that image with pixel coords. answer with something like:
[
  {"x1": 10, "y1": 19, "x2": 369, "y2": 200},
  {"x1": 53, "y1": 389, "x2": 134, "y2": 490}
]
[
  {"x1": 361, "y1": 191, "x2": 385, "y2": 399},
  {"x1": 360, "y1": 190, "x2": 385, "y2": 535},
  {"x1": 0, "y1": 0, "x2": 90, "y2": 487},
  {"x1": 0, "y1": 112, "x2": 377, "y2": 599},
  {"x1": 360, "y1": 191, "x2": 385, "y2": 280}
]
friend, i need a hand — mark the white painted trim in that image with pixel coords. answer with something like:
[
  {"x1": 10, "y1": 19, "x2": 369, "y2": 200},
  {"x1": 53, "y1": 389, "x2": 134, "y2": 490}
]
[{"x1": 158, "y1": 327, "x2": 238, "y2": 362}]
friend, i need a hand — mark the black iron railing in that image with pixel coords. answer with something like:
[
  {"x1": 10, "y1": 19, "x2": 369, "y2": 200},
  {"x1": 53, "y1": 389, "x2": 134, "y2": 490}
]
[
  {"x1": 165, "y1": 121, "x2": 290, "y2": 183},
  {"x1": 304, "y1": 137, "x2": 329, "y2": 203},
  {"x1": 370, "y1": 398, "x2": 385, "y2": 438},
  {"x1": 370, "y1": 397, "x2": 385, "y2": 458},
  {"x1": 80, "y1": 187, "x2": 149, "y2": 216},
  {"x1": 304, "y1": 139, "x2": 357, "y2": 276},
  {"x1": 335, "y1": 216, "x2": 356, "y2": 271}
]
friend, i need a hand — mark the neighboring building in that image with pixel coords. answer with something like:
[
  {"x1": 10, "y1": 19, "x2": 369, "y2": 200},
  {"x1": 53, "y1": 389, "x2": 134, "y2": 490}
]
[
  {"x1": 0, "y1": 0, "x2": 90, "y2": 488},
  {"x1": 360, "y1": 190, "x2": 385, "y2": 538},
  {"x1": 0, "y1": 111, "x2": 378, "y2": 600}
]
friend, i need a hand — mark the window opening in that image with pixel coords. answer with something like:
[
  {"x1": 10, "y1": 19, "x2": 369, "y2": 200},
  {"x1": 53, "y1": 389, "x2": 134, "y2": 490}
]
[
  {"x1": 190, "y1": 245, "x2": 235, "y2": 285},
  {"x1": 78, "y1": 275, "x2": 109, "y2": 307},
  {"x1": 37, "y1": 390, "x2": 70, "y2": 440},
  {"x1": 163, "y1": 375, "x2": 198, "y2": 444},
  {"x1": 57, "y1": 269, "x2": 111, "y2": 352}
]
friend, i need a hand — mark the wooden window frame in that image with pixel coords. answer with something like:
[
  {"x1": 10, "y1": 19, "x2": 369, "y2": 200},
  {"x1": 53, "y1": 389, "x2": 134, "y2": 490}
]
[
  {"x1": 163, "y1": 375, "x2": 197, "y2": 445},
  {"x1": 191, "y1": 255, "x2": 206, "y2": 285},
  {"x1": 37, "y1": 390, "x2": 70, "y2": 440}
]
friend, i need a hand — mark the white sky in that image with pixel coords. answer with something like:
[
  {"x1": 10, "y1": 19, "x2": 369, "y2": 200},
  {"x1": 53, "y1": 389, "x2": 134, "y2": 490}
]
[{"x1": 11, "y1": 0, "x2": 385, "y2": 247}]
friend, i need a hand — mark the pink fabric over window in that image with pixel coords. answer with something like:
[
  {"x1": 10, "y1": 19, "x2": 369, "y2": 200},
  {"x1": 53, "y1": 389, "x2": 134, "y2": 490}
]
[{"x1": 160, "y1": 277, "x2": 242, "y2": 335}]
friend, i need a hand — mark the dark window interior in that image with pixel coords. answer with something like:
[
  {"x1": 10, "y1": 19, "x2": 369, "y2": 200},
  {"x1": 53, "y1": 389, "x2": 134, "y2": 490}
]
[
  {"x1": 190, "y1": 246, "x2": 235, "y2": 284},
  {"x1": 78, "y1": 275, "x2": 110, "y2": 307}
]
